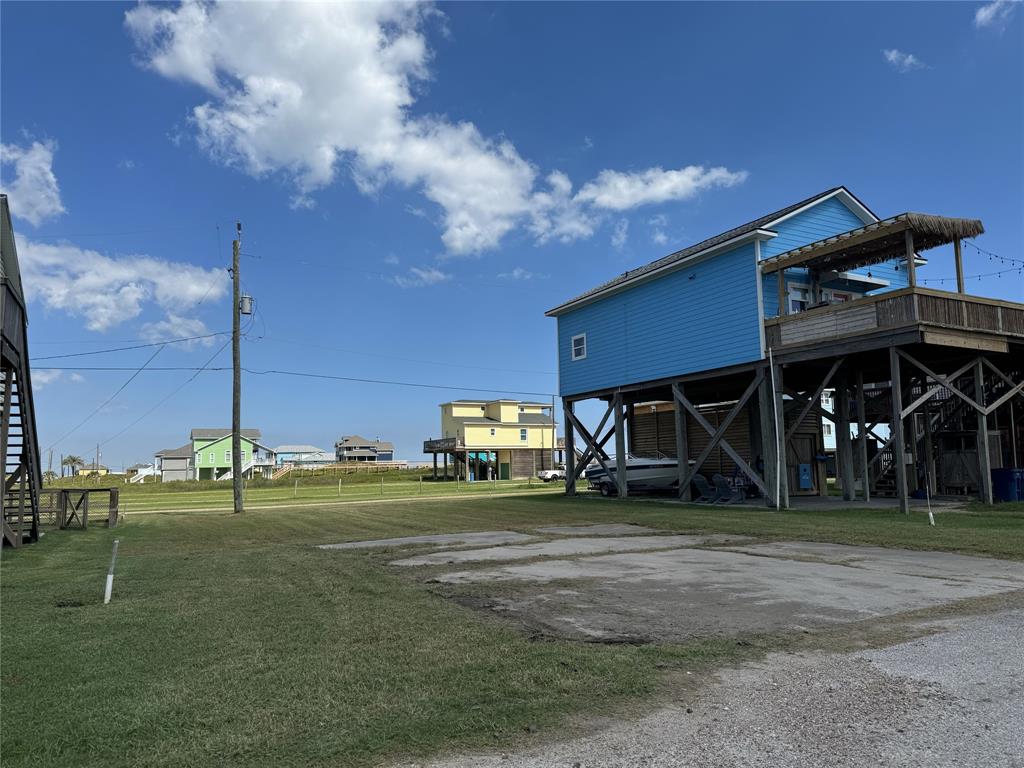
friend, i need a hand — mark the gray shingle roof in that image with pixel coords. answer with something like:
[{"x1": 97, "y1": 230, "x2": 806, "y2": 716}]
[
  {"x1": 336, "y1": 435, "x2": 394, "y2": 451},
  {"x1": 274, "y1": 444, "x2": 328, "y2": 454},
  {"x1": 545, "y1": 187, "x2": 875, "y2": 316},
  {"x1": 156, "y1": 442, "x2": 193, "y2": 458}
]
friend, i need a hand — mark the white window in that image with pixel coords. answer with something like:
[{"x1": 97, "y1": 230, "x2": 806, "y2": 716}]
[
  {"x1": 195, "y1": 453, "x2": 201, "y2": 465},
  {"x1": 519, "y1": 406, "x2": 525, "y2": 412},
  {"x1": 823, "y1": 424, "x2": 832, "y2": 436},
  {"x1": 571, "y1": 333, "x2": 587, "y2": 361},
  {"x1": 788, "y1": 284, "x2": 810, "y2": 313},
  {"x1": 225, "y1": 450, "x2": 231, "y2": 463},
  {"x1": 520, "y1": 428, "x2": 528, "y2": 441},
  {"x1": 490, "y1": 428, "x2": 496, "y2": 436},
  {"x1": 208, "y1": 452, "x2": 215, "y2": 464},
  {"x1": 241, "y1": 450, "x2": 246, "y2": 462}
]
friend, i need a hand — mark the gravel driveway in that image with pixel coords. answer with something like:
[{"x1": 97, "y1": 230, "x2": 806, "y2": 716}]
[{"x1": 403, "y1": 609, "x2": 1024, "y2": 768}]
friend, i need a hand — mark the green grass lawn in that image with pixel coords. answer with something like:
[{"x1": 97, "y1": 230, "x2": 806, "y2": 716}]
[
  {"x1": 3, "y1": 495, "x2": 1023, "y2": 767},
  {"x1": 46, "y1": 473, "x2": 561, "y2": 512}
]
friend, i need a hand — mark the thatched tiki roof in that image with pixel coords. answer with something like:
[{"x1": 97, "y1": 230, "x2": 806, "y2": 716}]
[{"x1": 761, "y1": 212, "x2": 985, "y2": 275}]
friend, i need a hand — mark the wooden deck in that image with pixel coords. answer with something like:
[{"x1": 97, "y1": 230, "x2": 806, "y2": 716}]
[{"x1": 765, "y1": 287, "x2": 1024, "y2": 356}]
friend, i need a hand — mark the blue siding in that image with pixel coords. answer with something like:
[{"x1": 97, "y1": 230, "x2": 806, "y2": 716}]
[
  {"x1": 760, "y1": 196, "x2": 909, "y2": 318},
  {"x1": 557, "y1": 244, "x2": 762, "y2": 397}
]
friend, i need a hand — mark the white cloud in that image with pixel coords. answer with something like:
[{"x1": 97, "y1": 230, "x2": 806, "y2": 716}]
[
  {"x1": 383, "y1": 254, "x2": 400, "y2": 265},
  {"x1": 392, "y1": 265, "x2": 450, "y2": 288},
  {"x1": 498, "y1": 267, "x2": 535, "y2": 280},
  {"x1": 118, "y1": 158, "x2": 136, "y2": 171},
  {"x1": 32, "y1": 369, "x2": 63, "y2": 388},
  {"x1": 611, "y1": 218, "x2": 629, "y2": 250},
  {"x1": 576, "y1": 166, "x2": 748, "y2": 211},
  {"x1": 651, "y1": 230, "x2": 668, "y2": 246},
  {"x1": 140, "y1": 313, "x2": 217, "y2": 346},
  {"x1": 882, "y1": 49, "x2": 926, "y2": 73},
  {"x1": 126, "y1": 2, "x2": 747, "y2": 254},
  {"x1": 648, "y1": 214, "x2": 668, "y2": 227},
  {"x1": 975, "y1": 0, "x2": 1018, "y2": 29},
  {"x1": 0, "y1": 140, "x2": 66, "y2": 226},
  {"x1": 529, "y1": 171, "x2": 597, "y2": 244},
  {"x1": 70, "y1": 373, "x2": 85, "y2": 383},
  {"x1": 17, "y1": 237, "x2": 227, "y2": 332}
]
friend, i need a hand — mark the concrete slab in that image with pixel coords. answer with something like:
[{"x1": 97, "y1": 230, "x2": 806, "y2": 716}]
[
  {"x1": 390, "y1": 534, "x2": 736, "y2": 567},
  {"x1": 727, "y1": 541, "x2": 1024, "y2": 589},
  {"x1": 534, "y1": 523, "x2": 662, "y2": 536},
  {"x1": 318, "y1": 531, "x2": 536, "y2": 551},
  {"x1": 434, "y1": 543, "x2": 1024, "y2": 642}
]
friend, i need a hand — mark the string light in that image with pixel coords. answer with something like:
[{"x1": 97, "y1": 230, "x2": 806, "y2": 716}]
[{"x1": 918, "y1": 241, "x2": 1024, "y2": 285}]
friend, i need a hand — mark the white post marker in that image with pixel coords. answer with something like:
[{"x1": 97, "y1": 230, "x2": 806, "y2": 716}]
[{"x1": 104, "y1": 539, "x2": 120, "y2": 604}]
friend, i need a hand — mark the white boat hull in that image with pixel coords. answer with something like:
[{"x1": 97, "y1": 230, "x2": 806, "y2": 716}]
[{"x1": 584, "y1": 457, "x2": 679, "y2": 493}]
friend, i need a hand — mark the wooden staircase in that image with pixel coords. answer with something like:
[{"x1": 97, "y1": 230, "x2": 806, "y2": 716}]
[{"x1": 1, "y1": 194, "x2": 42, "y2": 548}]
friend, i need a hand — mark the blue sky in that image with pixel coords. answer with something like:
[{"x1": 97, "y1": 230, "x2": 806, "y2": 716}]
[{"x1": 2, "y1": 1, "x2": 1021, "y2": 469}]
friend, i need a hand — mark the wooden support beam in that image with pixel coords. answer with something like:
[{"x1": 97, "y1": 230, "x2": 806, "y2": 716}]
[
  {"x1": 564, "y1": 406, "x2": 619, "y2": 494},
  {"x1": 614, "y1": 393, "x2": 627, "y2": 498},
  {"x1": 855, "y1": 370, "x2": 871, "y2": 503},
  {"x1": 922, "y1": 397, "x2": 936, "y2": 496},
  {"x1": 563, "y1": 402, "x2": 576, "y2": 495},
  {"x1": 896, "y1": 349, "x2": 985, "y2": 415},
  {"x1": 900, "y1": 358, "x2": 977, "y2": 419},
  {"x1": 837, "y1": 373, "x2": 855, "y2": 501},
  {"x1": 904, "y1": 229, "x2": 916, "y2": 288},
  {"x1": 777, "y1": 268, "x2": 787, "y2": 317},
  {"x1": 758, "y1": 369, "x2": 779, "y2": 508},
  {"x1": 773, "y1": 364, "x2": 789, "y2": 509},
  {"x1": 568, "y1": 401, "x2": 615, "y2": 482},
  {"x1": 672, "y1": 383, "x2": 691, "y2": 502},
  {"x1": 954, "y1": 238, "x2": 965, "y2": 294},
  {"x1": 975, "y1": 360, "x2": 993, "y2": 505},
  {"x1": 676, "y1": 372, "x2": 765, "y2": 497},
  {"x1": 676, "y1": 373, "x2": 769, "y2": 498},
  {"x1": 889, "y1": 347, "x2": 910, "y2": 514},
  {"x1": 784, "y1": 359, "x2": 843, "y2": 444}
]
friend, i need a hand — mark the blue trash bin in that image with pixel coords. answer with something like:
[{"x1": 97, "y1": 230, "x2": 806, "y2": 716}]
[{"x1": 991, "y1": 468, "x2": 1023, "y2": 502}]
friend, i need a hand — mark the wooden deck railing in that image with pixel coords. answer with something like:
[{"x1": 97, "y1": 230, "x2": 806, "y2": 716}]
[{"x1": 764, "y1": 287, "x2": 1024, "y2": 349}]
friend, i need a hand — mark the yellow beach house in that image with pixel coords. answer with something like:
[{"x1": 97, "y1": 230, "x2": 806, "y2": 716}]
[{"x1": 424, "y1": 399, "x2": 560, "y2": 480}]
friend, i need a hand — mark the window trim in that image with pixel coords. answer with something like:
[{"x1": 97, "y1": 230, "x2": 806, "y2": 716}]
[
  {"x1": 570, "y1": 333, "x2": 587, "y2": 361},
  {"x1": 520, "y1": 428, "x2": 528, "y2": 442}
]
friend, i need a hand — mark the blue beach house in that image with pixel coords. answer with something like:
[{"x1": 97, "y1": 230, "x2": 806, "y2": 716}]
[{"x1": 546, "y1": 187, "x2": 1019, "y2": 512}]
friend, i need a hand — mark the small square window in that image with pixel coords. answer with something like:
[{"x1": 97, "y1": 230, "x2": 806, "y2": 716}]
[
  {"x1": 490, "y1": 428, "x2": 496, "y2": 436},
  {"x1": 571, "y1": 333, "x2": 587, "y2": 361},
  {"x1": 520, "y1": 428, "x2": 528, "y2": 441}
]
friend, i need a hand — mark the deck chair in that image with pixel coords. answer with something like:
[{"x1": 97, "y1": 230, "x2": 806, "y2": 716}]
[
  {"x1": 712, "y1": 474, "x2": 745, "y2": 504},
  {"x1": 690, "y1": 474, "x2": 718, "y2": 503}
]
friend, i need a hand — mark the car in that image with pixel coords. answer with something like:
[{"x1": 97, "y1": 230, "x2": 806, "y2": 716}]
[{"x1": 537, "y1": 468, "x2": 566, "y2": 482}]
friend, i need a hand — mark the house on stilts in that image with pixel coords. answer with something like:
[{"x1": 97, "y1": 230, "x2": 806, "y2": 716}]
[{"x1": 547, "y1": 187, "x2": 1024, "y2": 510}]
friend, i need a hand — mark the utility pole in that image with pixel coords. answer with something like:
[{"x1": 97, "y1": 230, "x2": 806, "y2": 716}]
[{"x1": 231, "y1": 222, "x2": 243, "y2": 514}]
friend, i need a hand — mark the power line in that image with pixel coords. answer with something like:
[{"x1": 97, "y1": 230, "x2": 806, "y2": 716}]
[
  {"x1": 94, "y1": 338, "x2": 232, "y2": 449},
  {"x1": 251, "y1": 335, "x2": 556, "y2": 376},
  {"x1": 30, "y1": 332, "x2": 230, "y2": 361},
  {"x1": 33, "y1": 363, "x2": 556, "y2": 397},
  {"x1": 44, "y1": 345, "x2": 167, "y2": 451}
]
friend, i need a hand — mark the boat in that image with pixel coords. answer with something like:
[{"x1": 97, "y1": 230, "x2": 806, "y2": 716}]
[{"x1": 583, "y1": 455, "x2": 680, "y2": 496}]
